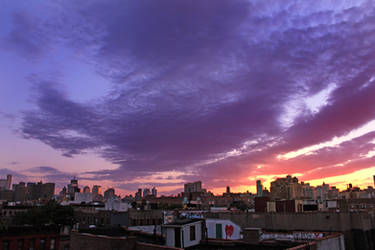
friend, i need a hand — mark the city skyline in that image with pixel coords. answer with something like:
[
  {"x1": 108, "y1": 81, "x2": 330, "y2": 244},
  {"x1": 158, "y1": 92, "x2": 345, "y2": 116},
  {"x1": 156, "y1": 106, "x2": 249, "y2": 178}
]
[
  {"x1": 1, "y1": 1, "x2": 375, "y2": 196},
  {"x1": 1, "y1": 173, "x2": 374, "y2": 198}
]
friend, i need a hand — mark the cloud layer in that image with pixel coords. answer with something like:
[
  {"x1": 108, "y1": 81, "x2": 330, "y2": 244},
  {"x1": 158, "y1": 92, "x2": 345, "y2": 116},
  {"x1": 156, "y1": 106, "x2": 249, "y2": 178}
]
[{"x1": 2, "y1": 0, "x2": 375, "y2": 193}]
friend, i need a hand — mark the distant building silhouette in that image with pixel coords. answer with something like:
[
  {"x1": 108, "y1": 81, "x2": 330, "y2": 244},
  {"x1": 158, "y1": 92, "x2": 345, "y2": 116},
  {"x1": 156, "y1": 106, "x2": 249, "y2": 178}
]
[
  {"x1": 135, "y1": 188, "x2": 142, "y2": 200},
  {"x1": 184, "y1": 181, "x2": 202, "y2": 193},
  {"x1": 256, "y1": 180, "x2": 263, "y2": 197},
  {"x1": 143, "y1": 188, "x2": 151, "y2": 197},
  {"x1": 104, "y1": 188, "x2": 115, "y2": 200},
  {"x1": 83, "y1": 186, "x2": 91, "y2": 193},
  {"x1": 270, "y1": 175, "x2": 303, "y2": 200},
  {"x1": 0, "y1": 174, "x2": 12, "y2": 190},
  {"x1": 67, "y1": 178, "x2": 80, "y2": 199},
  {"x1": 152, "y1": 187, "x2": 157, "y2": 197}
]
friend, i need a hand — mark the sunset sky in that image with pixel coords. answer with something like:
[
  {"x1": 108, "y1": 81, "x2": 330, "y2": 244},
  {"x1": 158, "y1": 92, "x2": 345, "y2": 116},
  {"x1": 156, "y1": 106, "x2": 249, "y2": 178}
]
[{"x1": 1, "y1": 0, "x2": 375, "y2": 196}]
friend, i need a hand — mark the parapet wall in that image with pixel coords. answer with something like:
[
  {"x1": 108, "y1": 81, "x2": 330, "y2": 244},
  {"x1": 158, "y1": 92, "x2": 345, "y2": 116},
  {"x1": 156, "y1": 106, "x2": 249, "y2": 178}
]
[
  {"x1": 205, "y1": 212, "x2": 375, "y2": 231},
  {"x1": 205, "y1": 212, "x2": 375, "y2": 250}
]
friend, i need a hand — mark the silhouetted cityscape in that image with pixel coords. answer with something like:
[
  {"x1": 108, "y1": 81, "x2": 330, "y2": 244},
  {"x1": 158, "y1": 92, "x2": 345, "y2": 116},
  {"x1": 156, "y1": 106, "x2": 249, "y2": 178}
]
[{"x1": 1, "y1": 174, "x2": 375, "y2": 249}]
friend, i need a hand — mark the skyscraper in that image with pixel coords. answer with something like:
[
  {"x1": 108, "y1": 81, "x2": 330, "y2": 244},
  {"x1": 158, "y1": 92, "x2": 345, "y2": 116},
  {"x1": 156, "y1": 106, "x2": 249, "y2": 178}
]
[
  {"x1": 27, "y1": 182, "x2": 55, "y2": 201},
  {"x1": 270, "y1": 175, "x2": 303, "y2": 200},
  {"x1": 104, "y1": 188, "x2": 115, "y2": 200},
  {"x1": 68, "y1": 178, "x2": 80, "y2": 194},
  {"x1": 256, "y1": 180, "x2": 263, "y2": 197},
  {"x1": 0, "y1": 174, "x2": 12, "y2": 190},
  {"x1": 83, "y1": 186, "x2": 91, "y2": 193},
  {"x1": 92, "y1": 185, "x2": 102, "y2": 196},
  {"x1": 184, "y1": 181, "x2": 202, "y2": 193},
  {"x1": 152, "y1": 187, "x2": 157, "y2": 197},
  {"x1": 14, "y1": 182, "x2": 26, "y2": 202},
  {"x1": 143, "y1": 188, "x2": 151, "y2": 197},
  {"x1": 135, "y1": 188, "x2": 142, "y2": 200}
]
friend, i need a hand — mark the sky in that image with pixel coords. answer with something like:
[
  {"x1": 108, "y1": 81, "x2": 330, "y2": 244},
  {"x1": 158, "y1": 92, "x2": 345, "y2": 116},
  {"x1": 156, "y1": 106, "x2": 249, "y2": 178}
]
[{"x1": 1, "y1": 0, "x2": 375, "y2": 196}]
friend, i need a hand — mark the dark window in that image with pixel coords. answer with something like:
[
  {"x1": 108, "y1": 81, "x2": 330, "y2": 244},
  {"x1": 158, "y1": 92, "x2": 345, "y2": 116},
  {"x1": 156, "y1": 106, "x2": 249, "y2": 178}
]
[
  {"x1": 3, "y1": 240, "x2": 11, "y2": 250},
  {"x1": 50, "y1": 238, "x2": 56, "y2": 250},
  {"x1": 174, "y1": 228, "x2": 181, "y2": 248},
  {"x1": 190, "y1": 225, "x2": 196, "y2": 241},
  {"x1": 29, "y1": 238, "x2": 35, "y2": 250},
  {"x1": 63, "y1": 245, "x2": 70, "y2": 250},
  {"x1": 40, "y1": 238, "x2": 46, "y2": 250},
  {"x1": 17, "y1": 239, "x2": 24, "y2": 250},
  {"x1": 216, "y1": 224, "x2": 222, "y2": 239}
]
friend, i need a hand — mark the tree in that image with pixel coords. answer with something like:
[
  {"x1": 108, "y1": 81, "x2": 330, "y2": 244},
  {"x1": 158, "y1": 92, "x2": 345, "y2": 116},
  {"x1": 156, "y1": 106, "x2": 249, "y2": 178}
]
[{"x1": 13, "y1": 201, "x2": 75, "y2": 227}]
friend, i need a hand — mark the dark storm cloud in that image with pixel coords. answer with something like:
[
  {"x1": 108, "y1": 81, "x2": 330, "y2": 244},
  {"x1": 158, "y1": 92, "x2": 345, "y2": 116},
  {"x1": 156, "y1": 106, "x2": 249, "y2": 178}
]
[
  {"x1": 14, "y1": 0, "x2": 375, "y2": 188},
  {"x1": 22, "y1": 83, "x2": 101, "y2": 157}
]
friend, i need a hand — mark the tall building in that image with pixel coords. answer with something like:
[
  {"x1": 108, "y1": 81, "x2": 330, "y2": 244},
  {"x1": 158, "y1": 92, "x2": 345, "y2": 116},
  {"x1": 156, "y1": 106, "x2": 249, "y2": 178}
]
[
  {"x1": 68, "y1": 178, "x2": 81, "y2": 198},
  {"x1": 83, "y1": 186, "x2": 91, "y2": 193},
  {"x1": 184, "y1": 181, "x2": 202, "y2": 193},
  {"x1": 152, "y1": 187, "x2": 157, "y2": 197},
  {"x1": 67, "y1": 178, "x2": 80, "y2": 200},
  {"x1": 42, "y1": 183, "x2": 55, "y2": 200},
  {"x1": 316, "y1": 182, "x2": 329, "y2": 201},
  {"x1": 27, "y1": 182, "x2": 40, "y2": 200},
  {"x1": 0, "y1": 174, "x2": 12, "y2": 190},
  {"x1": 135, "y1": 188, "x2": 142, "y2": 200},
  {"x1": 270, "y1": 175, "x2": 303, "y2": 200},
  {"x1": 92, "y1": 185, "x2": 102, "y2": 196},
  {"x1": 14, "y1": 182, "x2": 26, "y2": 202},
  {"x1": 373, "y1": 175, "x2": 375, "y2": 188},
  {"x1": 27, "y1": 182, "x2": 55, "y2": 201},
  {"x1": 143, "y1": 188, "x2": 151, "y2": 197},
  {"x1": 92, "y1": 185, "x2": 102, "y2": 201},
  {"x1": 0, "y1": 189, "x2": 13, "y2": 201},
  {"x1": 256, "y1": 180, "x2": 263, "y2": 197},
  {"x1": 104, "y1": 188, "x2": 115, "y2": 200},
  {"x1": 59, "y1": 186, "x2": 67, "y2": 201},
  {"x1": 301, "y1": 182, "x2": 314, "y2": 199},
  {"x1": 226, "y1": 186, "x2": 230, "y2": 194}
]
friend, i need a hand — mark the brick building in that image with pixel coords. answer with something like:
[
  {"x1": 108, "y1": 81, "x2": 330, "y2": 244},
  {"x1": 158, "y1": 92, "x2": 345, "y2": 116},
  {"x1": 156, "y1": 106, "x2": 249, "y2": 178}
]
[{"x1": 0, "y1": 226, "x2": 59, "y2": 250}]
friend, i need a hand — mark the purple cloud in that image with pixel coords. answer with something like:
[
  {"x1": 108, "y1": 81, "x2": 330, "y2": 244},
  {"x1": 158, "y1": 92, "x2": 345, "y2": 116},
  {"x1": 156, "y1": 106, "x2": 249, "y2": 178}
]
[{"x1": 7, "y1": 0, "x2": 375, "y2": 192}]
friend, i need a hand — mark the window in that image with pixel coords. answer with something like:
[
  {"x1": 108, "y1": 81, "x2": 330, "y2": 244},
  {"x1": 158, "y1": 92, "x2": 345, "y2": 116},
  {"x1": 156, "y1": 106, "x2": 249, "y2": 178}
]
[
  {"x1": 17, "y1": 239, "x2": 24, "y2": 250},
  {"x1": 29, "y1": 239, "x2": 35, "y2": 250},
  {"x1": 190, "y1": 225, "x2": 196, "y2": 241},
  {"x1": 216, "y1": 224, "x2": 222, "y2": 239},
  {"x1": 40, "y1": 238, "x2": 46, "y2": 250},
  {"x1": 50, "y1": 238, "x2": 56, "y2": 250},
  {"x1": 3, "y1": 240, "x2": 11, "y2": 250}
]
